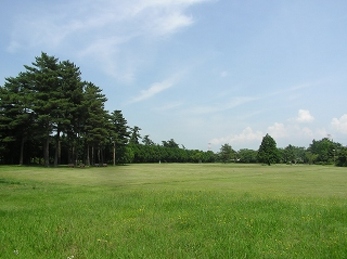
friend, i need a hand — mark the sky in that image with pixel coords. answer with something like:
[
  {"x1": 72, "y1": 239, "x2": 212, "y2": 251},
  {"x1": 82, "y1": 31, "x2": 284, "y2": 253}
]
[{"x1": 1, "y1": 0, "x2": 347, "y2": 152}]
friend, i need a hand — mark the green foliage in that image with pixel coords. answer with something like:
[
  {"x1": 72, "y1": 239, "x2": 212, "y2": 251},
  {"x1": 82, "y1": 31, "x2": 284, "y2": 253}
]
[
  {"x1": 110, "y1": 110, "x2": 129, "y2": 146},
  {"x1": 129, "y1": 126, "x2": 141, "y2": 145},
  {"x1": 282, "y1": 145, "x2": 306, "y2": 164},
  {"x1": 129, "y1": 144, "x2": 216, "y2": 163},
  {"x1": 0, "y1": 53, "x2": 122, "y2": 166},
  {"x1": 308, "y1": 138, "x2": 340, "y2": 165},
  {"x1": 81, "y1": 82, "x2": 110, "y2": 165},
  {"x1": 237, "y1": 148, "x2": 258, "y2": 163},
  {"x1": 0, "y1": 74, "x2": 36, "y2": 165},
  {"x1": 3, "y1": 53, "x2": 347, "y2": 167},
  {"x1": 142, "y1": 135, "x2": 154, "y2": 146},
  {"x1": 110, "y1": 110, "x2": 130, "y2": 164},
  {"x1": 257, "y1": 134, "x2": 280, "y2": 165},
  {"x1": 336, "y1": 147, "x2": 347, "y2": 167},
  {"x1": 162, "y1": 138, "x2": 179, "y2": 148},
  {"x1": 305, "y1": 151, "x2": 319, "y2": 165},
  {"x1": 218, "y1": 143, "x2": 236, "y2": 163}
]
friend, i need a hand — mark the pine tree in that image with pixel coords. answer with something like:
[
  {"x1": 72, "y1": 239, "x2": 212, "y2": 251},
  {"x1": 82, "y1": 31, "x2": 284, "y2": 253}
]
[
  {"x1": 53, "y1": 60, "x2": 84, "y2": 166},
  {"x1": 24, "y1": 52, "x2": 61, "y2": 166},
  {"x1": 0, "y1": 73, "x2": 36, "y2": 165},
  {"x1": 110, "y1": 110, "x2": 130, "y2": 164},
  {"x1": 81, "y1": 82, "x2": 109, "y2": 166},
  {"x1": 129, "y1": 126, "x2": 141, "y2": 145}
]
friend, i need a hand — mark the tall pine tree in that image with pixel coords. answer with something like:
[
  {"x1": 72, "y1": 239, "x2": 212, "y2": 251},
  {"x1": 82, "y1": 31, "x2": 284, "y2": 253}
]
[
  {"x1": 110, "y1": 110, "x2": 130, "y2": 164},
  {"x1": 24, "y1": 52, "x2": 61, "y2": 166},
  {"x1": 81, "y1": 82, "x2": 110, "y2": 166},
  {"x1": 0, "y1": 73, "x2": 36, "y2": 165}
]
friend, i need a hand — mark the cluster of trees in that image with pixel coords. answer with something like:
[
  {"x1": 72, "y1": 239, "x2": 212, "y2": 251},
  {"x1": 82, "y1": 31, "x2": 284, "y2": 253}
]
[
  {"x1": 129, "y1": 139, "x2": 216, "y2": 163},
  {"x1": 0, "y1": 53, "x2": 217, "y2": 166},
  {"x1": 1, "y1": 53, "x2": 346, "y2": 167},
  {"x1": 0, "y1": 53, "x2": 132, "y2": 166},
  {"x1": 219, "y1": 134, "x2": 347, "y2": 166}
]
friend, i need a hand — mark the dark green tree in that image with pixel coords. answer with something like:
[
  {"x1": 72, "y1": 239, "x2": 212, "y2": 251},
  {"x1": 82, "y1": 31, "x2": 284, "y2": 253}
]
[
  {"x1": 237, "y1": 148, "x2": 257, "y2": 163},
  {"x1": 129, "y1": 126, "x2": 141, "y2": 145},
  {"x1": 52, "y1": 60, "x2": 84, "y2": 166},
  {"x1": 0, "y1": 54, "x2": 87, "y2": 166},
  {"x1": 203, "y1": 150, "x2": 217, "y2": 163},
  {"x1": 81, "y1": 82, "x2": 109, "y2": 166},
  {"x1": 0, "y1": 74, "x2": 36, "y2": 165},
  {"x1": 110, "y1": 110, "x2": 130, "y2": 164},
  {"x1": 142, "y1": 135, "x2": 154, "y2": 146},
  {"x1": 336, "y1": 147, "x2": 347, "y2": 167},
  {"x1": 219, "y1": 143, "x2": 236, "y2": 163},
  {"x1": 308, "y1": 138, "x2": 340, "y2": 164},
  {"x1": 282, "y1": 145, "x2": 306, "y2": 164},
  {"x1": 304, "y1": 151, "x2": 319, "y2": 165},
  {"x1": 257, "y1": 134, "x2": 279, "y2": 165},
  {"x1": 162, "y1": 139, "x2": 179, "y2": 148},
  {"x1": 23, "y1": 52, "x2": 61, "y2": 166}
]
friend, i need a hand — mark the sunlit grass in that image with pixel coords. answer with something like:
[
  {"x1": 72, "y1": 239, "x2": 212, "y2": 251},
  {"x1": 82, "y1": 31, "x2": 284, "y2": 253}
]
[{"x1": 1, "y1": 164, "x2": 347, "y2": 258}]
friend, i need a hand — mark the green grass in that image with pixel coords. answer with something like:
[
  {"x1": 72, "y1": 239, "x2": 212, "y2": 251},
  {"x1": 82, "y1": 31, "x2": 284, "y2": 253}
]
[{"x1": 1, "y1": 164, "x2": 347, "y2": 258}]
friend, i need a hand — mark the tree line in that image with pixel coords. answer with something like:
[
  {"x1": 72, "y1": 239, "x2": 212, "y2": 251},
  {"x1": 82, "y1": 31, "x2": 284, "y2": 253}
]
[
  {"x1": 0, "y1": 53, "x2": 216, "y2": 166},
  {"x1": 1, "y1": 53, "x2": 346, "y2": 166},
  {"x1": 220, "y1": 134, "x2": 347, "y2": 167}
]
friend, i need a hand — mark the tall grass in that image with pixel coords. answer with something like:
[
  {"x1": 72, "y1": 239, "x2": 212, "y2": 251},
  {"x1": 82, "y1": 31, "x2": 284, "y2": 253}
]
[{"x1": 1, "y1": 164, "x2": 347, "y2": 258}]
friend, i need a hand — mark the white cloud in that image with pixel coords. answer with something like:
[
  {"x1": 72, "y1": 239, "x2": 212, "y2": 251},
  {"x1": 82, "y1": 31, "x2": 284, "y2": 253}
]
[
  {"x1": 130, "y1": 76, "x2": 178, "y2": 103},
  {"x1": 189, "y1": 96, "x2": 257, "y2": 115},
  {"x1": 153, "y1": 101, "x2": 183, "y2": 112},
  {"x1": 331, "y1": 114, "x2": 347, "y2": 134},
  {"x1": 8, "y1": 0, "x2": 211, "y2": 45},
  {"x1": 209, "y1": 120, "x2": 329, "y2": 150},
  {"x1": 7, "y1": 0, "x2": 212, "y2": 81},
  {"x1": 209, "y1": 127, "x2": 263, "y2": 147},
  {"x1": 296, "y1": 109, "x2": 314, "y2": 123},
  {"x1": 301, "y1": 127, "x2": 313, "y2": 137},
  {"x1": 267, "y1": 122, "x2": 288, "y2": 139},
  {"x1": 147, "y1": 11, "x2": 194, "y2": 36},
  {"x1": 267, "y1": 121, "x2": 326, "y2": 142}
]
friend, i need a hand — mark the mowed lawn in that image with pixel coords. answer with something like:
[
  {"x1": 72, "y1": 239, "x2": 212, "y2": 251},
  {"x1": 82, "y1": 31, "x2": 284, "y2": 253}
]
[{"x1": 1, "y1": 164, "x2": 347, "y2": 258}]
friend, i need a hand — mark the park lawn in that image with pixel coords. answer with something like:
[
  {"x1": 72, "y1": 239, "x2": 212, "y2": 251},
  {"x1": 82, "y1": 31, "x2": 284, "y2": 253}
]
[{"x1": 0, "y1": 163, "x2": 347, "y2": 258}]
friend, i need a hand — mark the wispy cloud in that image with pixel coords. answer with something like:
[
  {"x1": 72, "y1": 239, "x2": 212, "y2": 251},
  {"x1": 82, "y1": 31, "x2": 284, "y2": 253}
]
[
  {"x1": 7, "y1": 0, "x2": 213, "y2": 81},
  {"x1": 153, "y1": 101, "x2": 183, "y2": 112},
  {"x1": 265, "y1": 81, "x2": 317, "y2": 98},
  {"x1": 130, "y1": 76, "x2": 178, "y2": 103},
  {"x1": 189, "y1": 96, "x2": 258, "y2": 115}
]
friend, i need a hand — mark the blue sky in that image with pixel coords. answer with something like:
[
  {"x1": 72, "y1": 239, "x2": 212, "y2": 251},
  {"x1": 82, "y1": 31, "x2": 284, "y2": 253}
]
[{"x1": 1, "y1": 0, "x2": 347, "y2": 151}]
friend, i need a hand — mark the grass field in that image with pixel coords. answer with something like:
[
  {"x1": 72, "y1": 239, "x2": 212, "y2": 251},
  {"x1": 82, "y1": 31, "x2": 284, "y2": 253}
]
[{"x1": 1, "y1": 163, "x2": 347, "y2": 258}]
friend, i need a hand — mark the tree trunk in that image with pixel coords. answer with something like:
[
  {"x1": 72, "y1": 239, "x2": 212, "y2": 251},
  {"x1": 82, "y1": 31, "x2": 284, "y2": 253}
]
[
  {"x1": 85, "y1": 144, "x2": 90, "y2": 166},
  {"x1": 113, "y1": 142, "x2": 116, "y2": 166},
  {"x1": 100, "y1": 146, "x2": 104, "y2": 164},
  {"x1": 54, "y1": 130, "x2": 60, "y2": 167},
  {"x1": 43, "y1": 136, "x2": 50, "y2": 167},
  {"x1": 19, "y1": 136, "x2": 25, "y2": 166},
  {"x1": 58, "y1": 140, "x2": 61, "y2": 165},
  {"x1": 68, "y1": 144, "x2": 73, "y2": 164},
  {"x1": 97, "y1": 148, "x2": 101, "y2": 163},
  {"x1": 91, "y1": 146, "x2": 94, "y2": 166}
]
